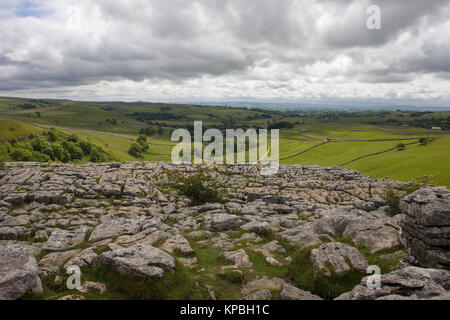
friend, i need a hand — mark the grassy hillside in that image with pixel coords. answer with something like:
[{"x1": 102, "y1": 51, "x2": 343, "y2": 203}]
[
  {"x1": 0, "y1": 118, "x2": 45, "y2": 142},
  {"x1": 0, "y1": 121, "x2": 114, "y2": 163},
  {"x1": 1, "y1": 97, "x2": 449, "y2": 187}
]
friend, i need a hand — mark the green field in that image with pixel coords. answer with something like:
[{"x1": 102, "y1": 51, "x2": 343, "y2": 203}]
[{"x1": 1, "y1": 97, "x2": 449, "y2": 187}]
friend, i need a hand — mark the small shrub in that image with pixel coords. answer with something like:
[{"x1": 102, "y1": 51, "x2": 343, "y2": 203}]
[
  {"x1": 70, "y1": 145, "x2": 83, "y2": 160},
  {"x1": 79, "y1": 140, "x2": 93, "y2": 155},
  {"x1": 128, "y1": 143, "x2": 142, "y2": 158},
  {"x1": 396, "y1": 143, "x2": 405, "y2": 151},
  {"x1": 136, "y1": 134, "x2": 149, "y2": 152},
  {"x1": 67, "y1": 134, "x2": 79, "y2": 143},
  {"x1": 218, "y1": 270, "x2": 245, "y2": 284},
  {"x1": 10, "y1": 148, "x2": 33, "y2": 161},
  {"x1": 173, "y1": 174, "x2": 222, "y2": 206},
  {"x1": 48, "y1": 128, "x2": 58, "y2": 142},
  {"x1": 382, "y1": 189, "x2": 402, "y2": 216},
  {"x1": 383, "y1": 184, "x2": 422, "y2": 217},
  {"x1": 89, "y1": 147, "x2": 104, "y2": 162},
  {"x1": 419, "y1": 137, "x2": 434, "y2": 146},
  {"x1": 139, "y1": 127, "x2": 156, "y2": 137},
  {"x1": 52, "y1": 144, "x2": 64, "y2": 161}
]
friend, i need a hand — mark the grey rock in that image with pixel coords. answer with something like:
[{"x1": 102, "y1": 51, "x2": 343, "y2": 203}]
[
  {"x1": 310, "y1": 242, "x2": 369, "y2": 276},
  {"x1": 0, "y1": 226, "x2": 31, "y2": 240},
  {"x1": 38, "y1": 249, "x2": 81, "y2": 278},
  {"x1": 280, "y1": 284, "x2": 323, "y2": 300},
  {"x1": 77, "y1": 281, "x2": 107, "y2": 295},
  {"x1": 240, "y1": 221, "x2": 271, "y2": 235},
  {"x1": 210, "y1": 214, "x2": 239, "y2": 231},
  {"x1": 160, "y1": 235, "x2": 194, "y2": 255},
  {"x1": 64, "y1": 247, "x2": 99, "y2": 268},
  {"x1": 400, "y1": 187, "x2": 450, "y2": 270},
  {"x1": 241, "y1": 276, "x2": 286, "y2": 295},
  {"x1": 99, "y1": 244, "x2": 175, "y2": 278},
  {"x1": 0, "y1": 243, "x2": 42, "y2": 300},
  {"x1": 162, "y1": 203, "x2": 176, "y2": 215},
  {"x1": 336, "y1": 266, "x2": 450, "y2": 300},
  {"x1": 221, "y1": 249, "x2": 253, "y2": 268},
  {"x1": 244, "y1": 289, "x2": 272, "y2": 300},
  {"x1": 89, "y1": 218, "x2": 142, "y2": 242},
  {"x1": 353, "y1": 200, "x2": 377, "y2": 211},
  {"x1": 43, "y1": 227, "x2": 88, "y2": 250}
]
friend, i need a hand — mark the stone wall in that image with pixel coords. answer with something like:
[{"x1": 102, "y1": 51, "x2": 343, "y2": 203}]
[{"x1": 400, "y1": 187, "x2": 450, "y2": 270}]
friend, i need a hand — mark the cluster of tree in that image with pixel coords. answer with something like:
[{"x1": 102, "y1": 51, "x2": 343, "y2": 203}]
[
  {"x1": 105, "y1": 118, "x2": 117, "y2": 125},
  {"x1": 18, "y1": 100, "x2": 52, "y2": 110},
  {"x1": 267, "y1": 121, "x2": 294, "y2": 130},
  {"x1": 6, "y1": 130, "x2": 108, "y2": 163},
  {"x1": 138, "y1": 126, "x2": 164, "y2": 137},
  {"x1": 19, "y1": 103, "x2": 37, "y2": 110},
  {"x1": 410, "y1": 117, "x2": 450, "y2": 130},
  {"x1": 419, "y1": 137, "x2": 434, "y2": 146},
  {"x1": 246, "y1": 114, "x2": 272, "y2": 121},
  {"x1": 128, "y1": 111, "x2": 181, "y2": 122},
  {"x1": 128, "y1": 134, "x2": 149, "y2": 158},
  {"x1": 409, "y1": 111, "x2": 434, "y2": 117}
]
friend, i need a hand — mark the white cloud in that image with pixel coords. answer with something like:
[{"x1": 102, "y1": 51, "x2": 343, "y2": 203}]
[{"x1": 0, "y1": 0, "x2": 449, "y2": 106}]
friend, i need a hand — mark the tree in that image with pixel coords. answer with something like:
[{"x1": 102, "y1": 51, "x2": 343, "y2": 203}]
[
  {"x1": 136, "y1": 134, "x2": 149, "y2": 152},
  {"x1": 137, "y1": 134, "x2": 147, "y2": 144},
  {"x1": 79, "y1": 141, "x2": 93, "y2": 156},
  {"x1": 31, "y1": 137, "x2": 45, "y2": 152},
  {"x1": 10, "y1": 148, "x2": 33, "y2": 161},
  {"x1": 68, "y1": 134, "x2": 79, "y2": 143},
  {"x1": 41, "y1": 142, "x2": 54, "y2": 159},
  {"x1": 62, "y1": 149, "x2": 71, "y2": 163},
  {"x1": 397, "y1": 143, "x2": 406, "y2": 151},
  {"x1": 31, "y1": 151, "x2": 50, "y2": 162},
  {"x1": 139, "y1": 127, "x2": 156, "y2": 137},
  {"x1": 52, "y1": 144, "x2": 65, "y2": 161},
  {"x1": 89, "y1": 147, "x2": 104, "y2": 162},
  {"x1": 64, "y1": 142, "x2": 83, "y2": 160},
  {"x1": 419, "y1": 137, "x2": 434, "y2": 146},
  {"x1": 128, "y1": 143, "x2": 142, "y2": 158},
  {"x1": 48, "y1": 128, "x2": 58, "y2": 142},
  {"x1": 157, "y1": 126, "x2": 164, "y2": 136}
]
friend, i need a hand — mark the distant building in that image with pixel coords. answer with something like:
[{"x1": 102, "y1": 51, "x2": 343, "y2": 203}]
[{"x1": 431, "y1": 127, "x2": 442, "y2": 130}]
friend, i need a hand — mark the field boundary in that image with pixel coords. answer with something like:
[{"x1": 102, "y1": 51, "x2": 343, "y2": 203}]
[{"x1": 339, "y1": 141, "x2": 420, "y2": 167}]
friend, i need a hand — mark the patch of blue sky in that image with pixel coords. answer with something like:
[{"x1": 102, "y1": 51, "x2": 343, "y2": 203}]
[{"x1": 14, "y1": 0, "x2": 50, "y2": 18}]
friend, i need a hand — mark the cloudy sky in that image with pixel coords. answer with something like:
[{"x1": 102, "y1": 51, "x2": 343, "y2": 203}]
[{"x1": 1, "y1": 0, "x2": 450, "y2": 107}]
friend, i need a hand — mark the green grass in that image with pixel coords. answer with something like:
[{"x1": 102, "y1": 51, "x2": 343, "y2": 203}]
[
  {"x1": 286, "y1": 244, "x2": 365, "y2": 300},
  {"x1": 23, "y1": 262, "x2": 208, "y2": 300},
  {"x1": 186, "y1": 241, "x2": 242, "y2": 299},
  {"x1": 0, "y1": 118, "x2": 45, "y2": 142},
  {"x1": 349, "y1": 137, "x2": 450, "y2": 186},
  {"x1": 286, "y1": 239, "x2": 407, "y2": 300},
  {"x1": 1, "y1": 96, "x2": 449, "y2": 186}
]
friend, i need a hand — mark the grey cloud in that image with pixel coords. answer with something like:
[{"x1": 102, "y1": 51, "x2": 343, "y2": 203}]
[
  {"x1": 322, "y1": 0, "x2": 449, "y2": 48},
  {"x1": 0, "y1": 0, "x2": 449, "y2": 105}
]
